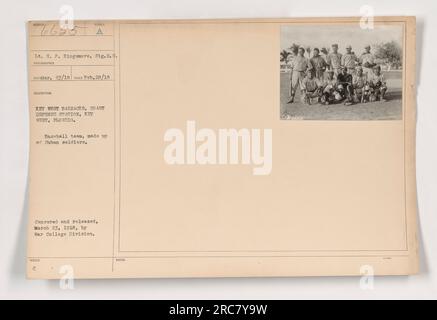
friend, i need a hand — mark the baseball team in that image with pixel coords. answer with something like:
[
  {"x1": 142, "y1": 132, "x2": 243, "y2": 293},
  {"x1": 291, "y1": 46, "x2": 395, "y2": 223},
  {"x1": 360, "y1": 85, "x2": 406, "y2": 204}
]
[{"x1": 286, "y1": 44, "x2": 388, "y2": 106}]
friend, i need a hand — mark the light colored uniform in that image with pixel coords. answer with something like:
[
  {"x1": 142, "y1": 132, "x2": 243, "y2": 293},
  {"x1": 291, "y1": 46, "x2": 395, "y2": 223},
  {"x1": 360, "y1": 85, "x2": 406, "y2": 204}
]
[
  {"x1": 290, "y1": 55, "x2": 312, "y2": 94},
  {"x1": 323, "y1": 78, "x2": 337, "y2": 93},
  {"x1": 360, "y1": 52, "x2": 375, "y2": 76},
  {"x1": 368, "y1": 73, "x2": 386, "y2": 87},
  {"x1": 320, "y1": 77, "x2": 337, "y2": 102},
  {"x1": 302, "y1": 76, "x2": 323, "y2": 103},
  {"x1": 368, "y1": 72, "x2": 387, "y2": 98},
  {"x1": 352, "y1": 73, "x2": 367, "y2": 89},
  {"x1": 326, "y1": 52, "x2": 342, "y2": 77},
  {"x1": 302, "y1": 77, "x2": 322, "y2": 93},
  {"x1": 342, "y1": 53, "x2": 358, "y2": 74},
  {"x1": 352, "y1": 73, "x2": 368, "y2": 101}
]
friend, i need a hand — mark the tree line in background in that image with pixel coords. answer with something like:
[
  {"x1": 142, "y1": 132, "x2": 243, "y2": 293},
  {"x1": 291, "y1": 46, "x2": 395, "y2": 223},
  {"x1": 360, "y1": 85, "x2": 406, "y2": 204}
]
[{"x1": 280, "y1": 41, "x2": 402, "y2": 70}]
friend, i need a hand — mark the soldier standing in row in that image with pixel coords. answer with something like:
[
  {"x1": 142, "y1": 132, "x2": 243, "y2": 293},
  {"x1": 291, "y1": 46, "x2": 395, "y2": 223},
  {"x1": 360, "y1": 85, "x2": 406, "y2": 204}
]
[
  {"x1": 360, "y1": 45, "x2": 376, "y2": 77},
  {"x1": 310, "y1": 48, "x2": 328, "y2": 80},
  {"x1": 287, "y1": 46, "x2": 298, "y2": 97},
  {"x1": 326, "y1": 44, "x2": 342, "y2": 77},
  {"x1": 288, "y1": 47, "x2": 312, "y2": 104},
  {"x1": 320, "y1": 47, "x2": 329, "y2": 64},
  {"x1": 341, "y1": 45, "x2": 358, "y2": 75}
]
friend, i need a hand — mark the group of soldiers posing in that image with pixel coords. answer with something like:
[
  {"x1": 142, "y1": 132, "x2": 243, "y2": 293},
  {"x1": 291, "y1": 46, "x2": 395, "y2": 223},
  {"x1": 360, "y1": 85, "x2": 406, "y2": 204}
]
[{"x1": 287, "y1": 44, "x2": 388, "y2": 105}]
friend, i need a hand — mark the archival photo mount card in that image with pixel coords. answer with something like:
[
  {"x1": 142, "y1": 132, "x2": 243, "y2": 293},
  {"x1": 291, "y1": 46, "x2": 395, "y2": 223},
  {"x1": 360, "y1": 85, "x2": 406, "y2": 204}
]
[{"x1": 27, "y1": 17, "x2": 418, "y2": 279}]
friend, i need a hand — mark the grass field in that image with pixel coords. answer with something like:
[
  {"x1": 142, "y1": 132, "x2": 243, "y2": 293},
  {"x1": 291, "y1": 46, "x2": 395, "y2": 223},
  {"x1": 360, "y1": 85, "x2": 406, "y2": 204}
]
[{"x1": 280, "y1": 71, "x2": 403, "y2": 120}]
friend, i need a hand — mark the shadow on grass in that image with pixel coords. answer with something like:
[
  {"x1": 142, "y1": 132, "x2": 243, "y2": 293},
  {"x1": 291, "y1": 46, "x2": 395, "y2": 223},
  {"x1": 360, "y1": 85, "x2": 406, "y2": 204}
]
[{"x1": 386, "y1": 89, "x2": 402, "y2": 102}]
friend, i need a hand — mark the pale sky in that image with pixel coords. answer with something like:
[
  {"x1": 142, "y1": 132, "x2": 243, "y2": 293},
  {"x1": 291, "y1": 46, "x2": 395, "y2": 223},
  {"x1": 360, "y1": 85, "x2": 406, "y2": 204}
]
[{"x1": 280, "y1": 24, "x2": 403, "y2": 54}]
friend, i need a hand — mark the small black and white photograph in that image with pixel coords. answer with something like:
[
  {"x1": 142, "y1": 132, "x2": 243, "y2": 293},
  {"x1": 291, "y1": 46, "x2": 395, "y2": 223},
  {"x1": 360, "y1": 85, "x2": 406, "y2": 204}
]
[{"x1": 280, "y1": 24, "x2": 404, "y2": 120}]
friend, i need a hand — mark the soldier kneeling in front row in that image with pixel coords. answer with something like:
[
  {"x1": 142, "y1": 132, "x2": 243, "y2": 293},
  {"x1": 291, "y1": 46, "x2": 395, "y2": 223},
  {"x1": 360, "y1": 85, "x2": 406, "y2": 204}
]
[
  {"x1": 368, "y1": 65, "x2": 388, "y2": 102},
  {"x1": 301, "y1": 70, "x2": 324, "y2": 105},
  {"x1": 352, "y1": 67, "x2": 370, "y2": 103},
  {"x1": 336, "y1": 67, "x2": 354, "y2": 105},
  {"x1": 320, "y1": 70, "x2": 337, "y2": 105}
]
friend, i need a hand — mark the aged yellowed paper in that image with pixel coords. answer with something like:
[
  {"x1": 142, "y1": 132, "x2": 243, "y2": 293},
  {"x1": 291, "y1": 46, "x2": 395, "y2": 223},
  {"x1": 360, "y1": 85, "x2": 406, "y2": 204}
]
[{"x1": 27, "y1": 17, "x2": 418, "y2": 279}]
